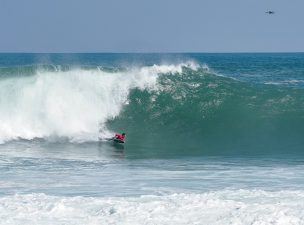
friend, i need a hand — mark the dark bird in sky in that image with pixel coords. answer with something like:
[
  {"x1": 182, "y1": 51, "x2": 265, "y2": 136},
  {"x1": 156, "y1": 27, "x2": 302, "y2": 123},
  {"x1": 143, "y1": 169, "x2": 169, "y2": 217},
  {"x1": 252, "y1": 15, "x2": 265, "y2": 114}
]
[{"x1": 265, "y1": 11, "x2": 275, "y2": 14}]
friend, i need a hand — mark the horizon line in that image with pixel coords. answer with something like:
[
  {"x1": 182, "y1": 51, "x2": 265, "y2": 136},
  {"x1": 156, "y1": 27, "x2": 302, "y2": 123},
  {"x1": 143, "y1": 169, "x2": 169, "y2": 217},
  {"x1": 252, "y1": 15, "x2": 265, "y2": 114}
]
[{"x1": 1, "y1": 51, "x2": 304, "y2": 54}]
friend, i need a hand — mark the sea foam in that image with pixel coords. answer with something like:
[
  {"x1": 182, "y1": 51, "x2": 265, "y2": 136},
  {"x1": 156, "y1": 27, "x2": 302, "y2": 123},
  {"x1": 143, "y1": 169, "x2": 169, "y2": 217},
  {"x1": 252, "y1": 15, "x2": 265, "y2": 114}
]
[{"x1": 1, "y1": 190, "x2": 303, "y2": 225}]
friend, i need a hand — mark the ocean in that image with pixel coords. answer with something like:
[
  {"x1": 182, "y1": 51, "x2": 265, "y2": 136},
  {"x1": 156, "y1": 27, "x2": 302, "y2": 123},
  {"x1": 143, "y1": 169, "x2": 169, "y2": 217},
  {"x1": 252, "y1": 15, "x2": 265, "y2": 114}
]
[{"x1": 0, "y1": 53, "x2": 304, "y2": 224}]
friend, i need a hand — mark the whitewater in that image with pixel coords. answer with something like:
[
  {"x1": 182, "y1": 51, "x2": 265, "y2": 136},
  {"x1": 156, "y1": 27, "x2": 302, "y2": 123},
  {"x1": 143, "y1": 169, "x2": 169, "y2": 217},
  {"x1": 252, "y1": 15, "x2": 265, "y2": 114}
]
[{"x1": 0, "y1": 53, "x2": 304, "y2": 224}]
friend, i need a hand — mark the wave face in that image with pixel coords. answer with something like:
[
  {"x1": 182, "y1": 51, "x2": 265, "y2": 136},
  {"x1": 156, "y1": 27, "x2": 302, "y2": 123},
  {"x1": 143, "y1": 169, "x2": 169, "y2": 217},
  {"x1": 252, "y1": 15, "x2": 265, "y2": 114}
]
[
  {"x1": 0, "y1": 58, "x2": 304, "y2": 156},
  {"x1": 110, "y1": 65, "x2": 304, "y2": 157}
]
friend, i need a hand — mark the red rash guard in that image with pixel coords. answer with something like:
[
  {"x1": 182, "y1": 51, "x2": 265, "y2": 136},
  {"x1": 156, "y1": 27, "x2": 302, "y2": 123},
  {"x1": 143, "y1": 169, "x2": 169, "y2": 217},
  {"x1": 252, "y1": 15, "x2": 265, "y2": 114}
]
[{"x1": 115, "y1": 134, "x2": 125, "y2": 141}]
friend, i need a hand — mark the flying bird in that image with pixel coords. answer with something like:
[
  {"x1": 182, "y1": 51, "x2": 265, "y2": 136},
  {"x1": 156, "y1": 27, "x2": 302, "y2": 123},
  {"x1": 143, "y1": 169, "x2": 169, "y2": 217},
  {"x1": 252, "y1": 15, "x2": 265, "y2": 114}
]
[{"x1": 265, "y1": 11, "x2": 275, "y2": 14}]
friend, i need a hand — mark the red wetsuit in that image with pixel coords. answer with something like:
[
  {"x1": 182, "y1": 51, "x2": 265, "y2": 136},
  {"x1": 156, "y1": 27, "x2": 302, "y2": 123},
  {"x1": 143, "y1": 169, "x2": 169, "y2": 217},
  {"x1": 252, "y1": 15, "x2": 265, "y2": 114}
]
[{"x1": 115, "y1": 134, "x2": 125, "y2": 141}]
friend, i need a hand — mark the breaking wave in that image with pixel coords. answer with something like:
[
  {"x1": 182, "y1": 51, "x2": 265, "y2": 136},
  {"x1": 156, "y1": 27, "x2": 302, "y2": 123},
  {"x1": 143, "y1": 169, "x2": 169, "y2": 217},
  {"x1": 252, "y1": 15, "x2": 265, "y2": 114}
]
[{"x1": 0, "y1": 62, "x2": 303, "y2": 156}]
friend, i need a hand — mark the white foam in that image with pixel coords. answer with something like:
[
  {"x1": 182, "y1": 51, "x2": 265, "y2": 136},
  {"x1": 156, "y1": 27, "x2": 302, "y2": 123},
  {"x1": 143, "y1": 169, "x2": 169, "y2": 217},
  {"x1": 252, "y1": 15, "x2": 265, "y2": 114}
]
[
  {"x1": 1, "y1": 190, "x2": 304, "y2": 225},
  {"x1": 0, "y1": 63, "x2": 199, "y2": 143},
  {"x1": 265, "y1": 80, "x2": 304, "y2": 85},
  {"x1": 139, "y1": 61, "x2": 200, "y2": 75}
]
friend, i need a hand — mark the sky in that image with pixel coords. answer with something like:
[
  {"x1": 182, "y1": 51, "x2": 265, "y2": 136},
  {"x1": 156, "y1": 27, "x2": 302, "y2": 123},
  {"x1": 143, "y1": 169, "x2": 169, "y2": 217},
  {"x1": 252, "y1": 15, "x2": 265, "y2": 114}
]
[{"x1": 0, "y1": 0, "x2": 303, "y2": 53}]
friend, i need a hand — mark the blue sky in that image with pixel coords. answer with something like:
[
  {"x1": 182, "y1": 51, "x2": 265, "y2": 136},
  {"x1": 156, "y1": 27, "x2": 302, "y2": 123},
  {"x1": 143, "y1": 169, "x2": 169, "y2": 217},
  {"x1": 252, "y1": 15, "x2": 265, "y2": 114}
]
[{"x1": 1, "y1": 0, "x2": 303, "y2": 52}]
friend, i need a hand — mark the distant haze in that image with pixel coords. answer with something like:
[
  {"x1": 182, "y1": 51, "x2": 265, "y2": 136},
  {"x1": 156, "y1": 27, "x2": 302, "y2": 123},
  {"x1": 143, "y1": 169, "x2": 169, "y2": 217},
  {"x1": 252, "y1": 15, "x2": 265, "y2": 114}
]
[{"x1": 1, "y1": 0, "x2": 303, "y2": 53}]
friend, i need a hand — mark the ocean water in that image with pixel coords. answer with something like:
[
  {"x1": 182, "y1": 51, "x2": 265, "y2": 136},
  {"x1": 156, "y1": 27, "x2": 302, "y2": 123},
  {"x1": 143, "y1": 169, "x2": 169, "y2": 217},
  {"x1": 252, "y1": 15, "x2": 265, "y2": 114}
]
[{"x1": 0, "y1": 53, "x2": 304, "y2": 224}]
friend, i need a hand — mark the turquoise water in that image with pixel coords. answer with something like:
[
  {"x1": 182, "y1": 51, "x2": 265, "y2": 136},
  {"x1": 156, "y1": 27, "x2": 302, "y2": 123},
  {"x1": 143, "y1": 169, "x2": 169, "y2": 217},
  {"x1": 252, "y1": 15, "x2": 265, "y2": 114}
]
[{"x1": 0, "y1": 53, "x2": 304, "y2": 224}]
